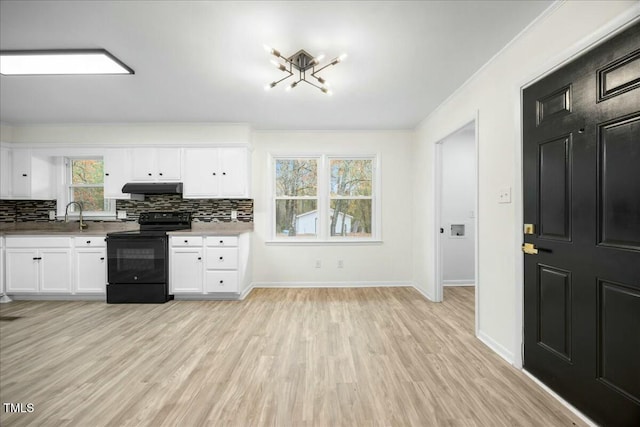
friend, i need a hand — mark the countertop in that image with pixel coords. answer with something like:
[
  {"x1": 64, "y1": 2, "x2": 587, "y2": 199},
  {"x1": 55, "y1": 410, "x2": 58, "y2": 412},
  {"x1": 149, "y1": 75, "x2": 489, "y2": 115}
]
[{"x1": 0, "y1": 221, "x2": 253, "y2": 236}]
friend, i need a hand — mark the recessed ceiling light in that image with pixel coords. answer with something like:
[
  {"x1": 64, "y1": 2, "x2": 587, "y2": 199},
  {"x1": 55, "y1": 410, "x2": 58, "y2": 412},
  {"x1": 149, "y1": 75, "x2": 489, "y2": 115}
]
[{"x1": 0, "y1": 49, "x2": 134, "y2": 75}]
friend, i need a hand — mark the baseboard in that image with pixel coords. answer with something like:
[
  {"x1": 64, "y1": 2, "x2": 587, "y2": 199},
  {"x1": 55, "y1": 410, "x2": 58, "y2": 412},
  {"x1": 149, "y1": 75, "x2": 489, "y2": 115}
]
[
  {"x1": 443, "y1": 280, "x2": 475, "y2": 287},
  {"x1": 478, "y1": 330, "x2": 514, "y2": 364},
  {"x1": 239, "y1": 284, "x2": 255, "y2": 300},
  {"x1": 522, "y1": 370, "x2": 598, "y2": 427},
  {"x1": 8, "y1": 294, "x2": 106, "y2": 301},
  {"x1": 252, "y1": 281, "x2": 414, "y2": 289},
  {"x1": 411, "y1": 282, "x2": 436, "y2": 301}
]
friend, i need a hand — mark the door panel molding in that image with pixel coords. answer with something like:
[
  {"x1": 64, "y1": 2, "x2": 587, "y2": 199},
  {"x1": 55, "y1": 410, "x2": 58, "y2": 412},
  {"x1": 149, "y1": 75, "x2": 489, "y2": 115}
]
[{"x1": 597, "y1": 279, "x2": 640, "y2": 404}]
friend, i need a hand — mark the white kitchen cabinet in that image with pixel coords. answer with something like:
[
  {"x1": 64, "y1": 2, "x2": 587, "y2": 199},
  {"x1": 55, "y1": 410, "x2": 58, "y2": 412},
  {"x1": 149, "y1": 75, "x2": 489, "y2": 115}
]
[
  {"x1": 75, "y1": 248, "x2": 107, "y2": 294},
  {"x1": 2, "y1": 149, "x2": 56, "y2": 200},
  {"x1": 104, "y1": 148, "x2": 133, "y2": 199},
  {"x1": 74, "y1": 235, "x2": 107, "y2": 294},
  {"x1": 0, "y1": 146, "x2": 11, "y2": 198},
  {"x1": 5, "y1": 249, "x2": 39, "y2": 293},
  {"x1": 131, "y1": 148, "x2": 181, "y2": 182},
  {"x1": 182, "y1": 147, "x2": 249, "y2": 198},
  {"x1": 0, "y1": 237, "x2": 4, "y2": 298},
  {"x1": 170, "y1": 247, "x2": 204, "y2": 293},
  {"x1": 39, "y1": 249, "x2": 73, "y2": 293},
  {"x1": 5, "y1": 238, "x2": 73, "y2": 294},
  {"x1": 204, "y1": 236, "x2": 239, "y2": 293}
]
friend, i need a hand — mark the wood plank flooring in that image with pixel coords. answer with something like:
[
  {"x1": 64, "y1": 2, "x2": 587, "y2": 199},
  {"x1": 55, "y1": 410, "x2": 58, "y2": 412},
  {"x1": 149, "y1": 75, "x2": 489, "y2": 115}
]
[{"x1": 0, "y1": 287, "x2": 586, "y2": 426}]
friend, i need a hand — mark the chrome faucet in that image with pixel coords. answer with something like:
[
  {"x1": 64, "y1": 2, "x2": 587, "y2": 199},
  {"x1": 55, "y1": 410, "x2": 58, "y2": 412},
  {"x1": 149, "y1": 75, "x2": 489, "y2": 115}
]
[{"x1": 64, "y1": 201, "x2": 88, "y2": 230}]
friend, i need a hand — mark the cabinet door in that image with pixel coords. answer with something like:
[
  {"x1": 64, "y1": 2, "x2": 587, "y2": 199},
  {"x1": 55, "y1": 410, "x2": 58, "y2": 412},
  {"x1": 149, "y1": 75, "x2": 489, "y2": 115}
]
[
  {"x1": 183, "y1": 148, "x2": 219, "y2": 198},
  {"x1": 75, "y1": 248, "x2": 106, "y2": 294},
  {"x1": 205, "y1": 271, "x2": 238, "y2": 293},
  {"x1": 131, "y1": 148, "x2": 157, "y2": 181},
  {"x1": 219, "y1": 148, "x2": 248, "y2": 197},
  {"x1": 0, "y1": 147, "x2": 11, "y2": 198},
  {"x1": 170, "y1": 248, "x2": 203, "y2": 293},
  {"x1": 104, "y1": 149, "x2": 132, "y2": 199},
  {"x1": 11, "y1": 150, "x2": 31, "y2": 197},
  {"x1": 40, "y1": 249, "x2": 72, "y2": 293},
  {"x1": 5, "y1": 249, "x2": 39, "y2": 293},
  {"x1": 156, "y1": 148, "x2": 182, "y2": 181}
]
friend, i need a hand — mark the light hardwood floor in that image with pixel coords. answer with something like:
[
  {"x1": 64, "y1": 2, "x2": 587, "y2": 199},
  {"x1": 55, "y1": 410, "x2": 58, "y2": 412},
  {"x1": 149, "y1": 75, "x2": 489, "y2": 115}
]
[{"x1": 0, "y1": 287, "x2": 585, "y2": 426}]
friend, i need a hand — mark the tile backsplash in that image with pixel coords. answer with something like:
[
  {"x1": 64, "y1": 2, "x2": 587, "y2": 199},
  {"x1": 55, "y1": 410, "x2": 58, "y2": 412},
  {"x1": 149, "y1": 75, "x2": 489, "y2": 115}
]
[
  {"x1": 116, "y1": 195, "x2": 253, "y2": 222},
  {"x1": 0, "y1": 197, "x2": 253, "y2": 223},
  {"x1": 0, "y1": 200, "x2": 56, "y2": 223}
]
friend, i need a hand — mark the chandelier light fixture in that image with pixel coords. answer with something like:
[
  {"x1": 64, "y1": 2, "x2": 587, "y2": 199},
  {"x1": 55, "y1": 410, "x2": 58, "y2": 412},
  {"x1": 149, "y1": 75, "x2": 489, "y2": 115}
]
[{"x1": 263, "y1": 45, "x2": 347, "y2": 95}]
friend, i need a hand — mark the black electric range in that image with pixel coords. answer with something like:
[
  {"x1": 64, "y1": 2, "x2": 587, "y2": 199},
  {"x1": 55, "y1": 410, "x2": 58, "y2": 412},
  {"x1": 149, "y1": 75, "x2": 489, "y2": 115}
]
[{"x1": 106, "y1": 212, "x2": 191, "y2": 303}]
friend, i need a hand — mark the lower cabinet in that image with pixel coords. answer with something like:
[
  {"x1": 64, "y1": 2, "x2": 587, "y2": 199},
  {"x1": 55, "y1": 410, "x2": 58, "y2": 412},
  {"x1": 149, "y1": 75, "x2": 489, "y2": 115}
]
[
  {"x1": 6, "y1": 244, "x2": 72, "y2": 294},
  {"x1": 170, "y1": 247, "x2": 203, "y2": 293},
  {"x1": 169, "y1": 234, "x2": 249, "y2": 297},
  {"x1": 5, "y1": 236, "x2": 106, "y2": 297},
  {"x1": 75, "y1": 248, "x2": 107, "y2": 294}
]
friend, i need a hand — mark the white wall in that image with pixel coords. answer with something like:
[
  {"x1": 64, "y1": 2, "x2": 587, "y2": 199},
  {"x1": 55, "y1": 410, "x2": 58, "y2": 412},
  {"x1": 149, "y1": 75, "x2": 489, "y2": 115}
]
[
  {"x1": 5, "y1": 123, "x2": 250, "y2": 145},
  {"x1": 412, "y1": 1, "x2": 639, "y2": 363},
  {"x1": 251, "y1": 131, "x2": 414, "y2": 285},
  {"x1": 441, "y1": 126, "x2": 475, "y2": 284}
]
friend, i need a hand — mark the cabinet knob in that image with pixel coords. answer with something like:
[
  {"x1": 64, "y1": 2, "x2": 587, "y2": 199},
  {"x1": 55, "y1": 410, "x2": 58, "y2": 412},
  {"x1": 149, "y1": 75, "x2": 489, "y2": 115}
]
[
  {"x1": 148, "y1": 173, "x2": 152, "y2": 176},
  {"x1": 184, "y1": 240, "x2": 188, "y2": 243},
  {"x1": 100, "y1": 257, "x2": 105, "y2": 261},
  {"x1": 197, "y1": 257, "x2": 202, "y2": 260},
  {"x1": 22, "y1": 174, "x2": 27, "y2": 177},
  {"x1": 222, "y1": 172, "x2": 226, "y2": 175},
  {"x1": 219, "y1": 256, "x2": 223, "y2": 260},
  {"x1": 159, "y1": 172, "x2": 163, "y2": 176},
  {"x1": 219, "y1": 280, "x2": 224, "y2": 284},
  {"x1": 86, "y1": 240, "x2": 91, "y2": 244},
  {"x1": 105, "y1": 173, "x2": 110, "y2": 176},
  {"x1": 212, "y1": 172, "x2": 216, "y2": 176},
  {"x1": 219, "y1": 240, "x2": 223, "y2": 244}
]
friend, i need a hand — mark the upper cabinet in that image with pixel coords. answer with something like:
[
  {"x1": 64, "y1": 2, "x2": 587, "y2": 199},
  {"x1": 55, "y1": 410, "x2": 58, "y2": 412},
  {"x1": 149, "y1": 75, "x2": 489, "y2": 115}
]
[
  {"x1": 131, "y1": 148, "x2": 181, "y2": 182},
  {"x1": 0, "y1": 149, "x2": 56, "y2": 200},
  {"x1": 103, "y1": 148, "x2": 133, "y2": 199},
  {"x1": 183, "y1": 147, "x2": 249, "y2": 198},
  {"x1": 0, "y1": 146, "x2": 11, "y2": 198}
]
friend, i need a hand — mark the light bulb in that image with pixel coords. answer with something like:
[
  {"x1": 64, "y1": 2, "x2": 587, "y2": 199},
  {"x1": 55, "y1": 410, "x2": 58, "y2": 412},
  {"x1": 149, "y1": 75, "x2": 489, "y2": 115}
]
[
  {"x1": 262, "y1": 44, "x2": 280, "y2": 57},
  {"x1": 264, "y1": 82, "x2": 277, "y2": 91},
  {"x1": 316, "y1": 54, "x2": 326, "y2": 62},
  {"x1": 337, "y1": 53, "x2": 348, "y2": 62},
  {"x1": 321, "y1": 87, "x2": 332, "y2": 96}
]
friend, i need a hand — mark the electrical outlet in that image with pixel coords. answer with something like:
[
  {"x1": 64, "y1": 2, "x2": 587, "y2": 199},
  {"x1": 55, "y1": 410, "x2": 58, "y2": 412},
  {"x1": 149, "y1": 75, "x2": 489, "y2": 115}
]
[
  {"x1": 231, "y1": 210, "x2": 238, "y2": 220},
  {"x1": 49, "y1": 211, "x2": 56, "y2": 220},
  {"x1": 117, "y1": 210, "x2": 127, "y2": 219},
  {"x1": 498, "y1": 187, "x2": 511, "y2": 204},
  {"x1": 315, "y1": 260, "x2": 321, "y2": 268},
  {"x1": 337, "y1": 260, "x2": 344, "y2": 269}
]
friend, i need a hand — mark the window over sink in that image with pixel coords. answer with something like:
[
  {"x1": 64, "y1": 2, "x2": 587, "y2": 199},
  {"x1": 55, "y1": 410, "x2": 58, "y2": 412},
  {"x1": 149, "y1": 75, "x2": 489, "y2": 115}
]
[{"x1": 60, "y1": 157, "x2": 115, "y2": 219}]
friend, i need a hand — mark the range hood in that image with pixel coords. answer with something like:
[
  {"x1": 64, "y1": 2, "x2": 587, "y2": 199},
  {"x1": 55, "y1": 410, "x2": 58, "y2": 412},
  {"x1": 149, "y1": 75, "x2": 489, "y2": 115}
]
[{"x1": 121, "y1": 182, "x2": 183, "y2": 195}]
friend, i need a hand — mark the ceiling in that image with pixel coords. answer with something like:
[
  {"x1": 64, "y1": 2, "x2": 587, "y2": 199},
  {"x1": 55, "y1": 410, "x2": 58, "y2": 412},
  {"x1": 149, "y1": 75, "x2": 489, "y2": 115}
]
[{"x1": 0, "y1": 1, "x2": 553, "y2": 130}]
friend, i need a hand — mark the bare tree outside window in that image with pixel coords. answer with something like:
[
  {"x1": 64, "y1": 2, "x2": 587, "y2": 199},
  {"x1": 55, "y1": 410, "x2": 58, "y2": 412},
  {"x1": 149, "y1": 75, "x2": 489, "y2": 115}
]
[
  {"x1": 275, "y1": 159, "x2": 318, "y2": 237},
  {"x1": 68, "y1": 158, "x2": 110, "y2": 213},
  {"x1": 330, "y1": 159, "x2": 373, "y2": 237}
]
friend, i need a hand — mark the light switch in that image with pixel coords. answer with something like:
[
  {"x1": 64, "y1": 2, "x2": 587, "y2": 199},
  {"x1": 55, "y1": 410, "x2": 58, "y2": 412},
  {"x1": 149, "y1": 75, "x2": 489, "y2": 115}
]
[{"x1": 498, "y1": 187, "x2": 511, "y2": 204}]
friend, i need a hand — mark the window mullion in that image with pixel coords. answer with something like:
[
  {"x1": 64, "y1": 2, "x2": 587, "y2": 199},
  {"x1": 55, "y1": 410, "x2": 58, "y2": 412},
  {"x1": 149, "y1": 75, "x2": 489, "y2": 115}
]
[{"x1": 318, "y1": 155, "x2": 329, "y2": 240}]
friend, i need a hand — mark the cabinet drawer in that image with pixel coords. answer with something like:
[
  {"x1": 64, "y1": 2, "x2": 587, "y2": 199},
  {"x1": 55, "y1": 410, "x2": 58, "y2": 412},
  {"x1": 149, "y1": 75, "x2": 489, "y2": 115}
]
[
  {"x1": 6, "y1": 237, "x2": 72, "y2": 248},
  {"x1": 206, "y1": 236, "x2": 238, "y2": 247},
  {"x1": 74, "y1": 236, "x2": 106, "y2": 247},
  {"x1": 205, "y1": 271, "x2": 238, "y2": 293},
  {"x1": 206, "y1": 248, "x2": 238, "y2": 269},
  {"x1": 170, "y1": 236, "x2": 204, "y2": 247}
]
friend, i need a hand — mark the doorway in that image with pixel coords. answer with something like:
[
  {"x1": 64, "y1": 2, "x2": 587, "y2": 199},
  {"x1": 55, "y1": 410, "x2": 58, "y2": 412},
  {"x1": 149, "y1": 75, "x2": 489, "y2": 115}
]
[{"x1": 435, "y1": 119, "x2": 479, "y2": 331}]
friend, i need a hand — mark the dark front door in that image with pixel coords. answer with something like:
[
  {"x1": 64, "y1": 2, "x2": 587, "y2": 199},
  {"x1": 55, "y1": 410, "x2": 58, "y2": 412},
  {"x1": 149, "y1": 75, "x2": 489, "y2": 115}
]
[{"x1": 523, "y1": 22, "x2": 640, "y2": 425}]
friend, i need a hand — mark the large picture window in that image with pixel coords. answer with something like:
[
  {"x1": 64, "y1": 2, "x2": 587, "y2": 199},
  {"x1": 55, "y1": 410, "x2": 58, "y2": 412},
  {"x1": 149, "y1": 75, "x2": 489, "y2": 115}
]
[{"x1": 272, "y1": 155, "x2": 378, "y2": 241}]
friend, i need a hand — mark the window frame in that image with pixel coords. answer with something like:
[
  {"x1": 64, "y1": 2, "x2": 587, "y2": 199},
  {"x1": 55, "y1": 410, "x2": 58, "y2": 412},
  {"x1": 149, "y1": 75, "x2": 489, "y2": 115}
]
[
  {"x1": 269, "y1": 153, "x2": 381, "y2": 244},
  {"x1": 58, "y1": 156, "x2": 116, "y2": 220}
]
